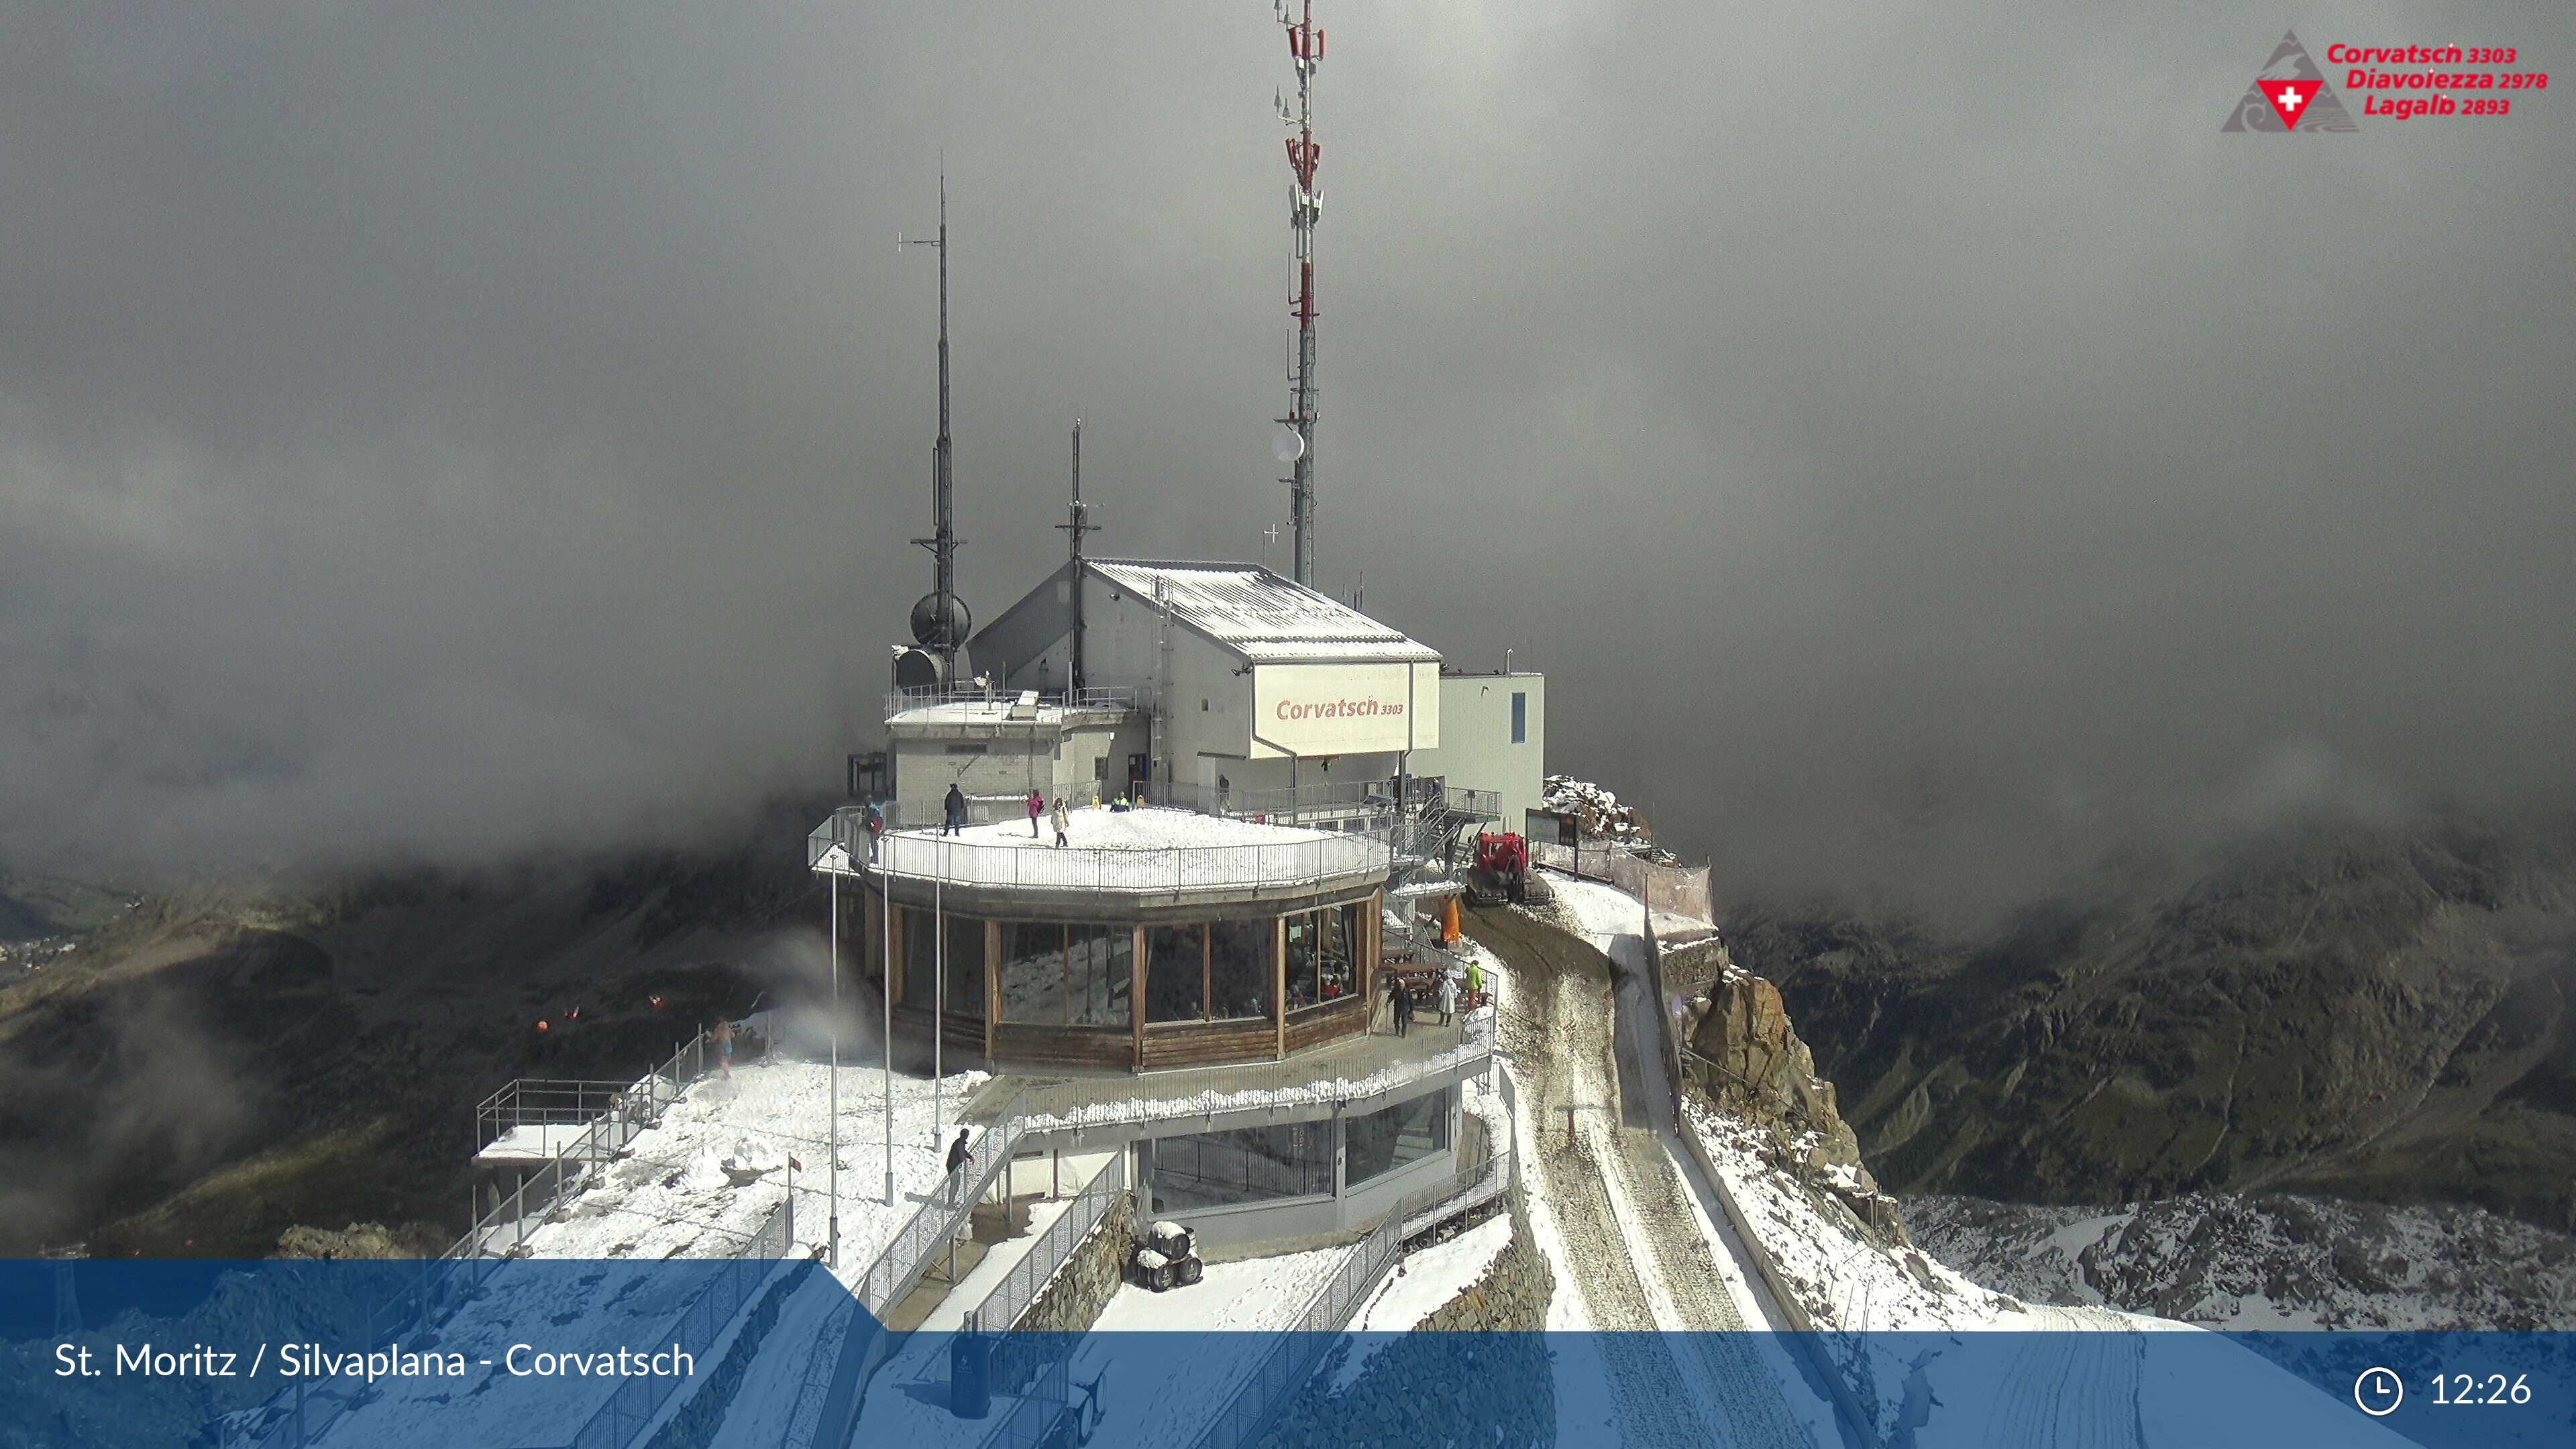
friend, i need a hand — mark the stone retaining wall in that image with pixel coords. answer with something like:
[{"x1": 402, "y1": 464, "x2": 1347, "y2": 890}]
[
  {"x1": 1017, "y1": 1192, "x2": 1136, "y2": 1334},
  {"x1": 1414, "y1": 1197, "x2": 1554, "y2": 1332},
  {"x1": 643, "y1": 1258, "x2": 807, "y2": 1449}
]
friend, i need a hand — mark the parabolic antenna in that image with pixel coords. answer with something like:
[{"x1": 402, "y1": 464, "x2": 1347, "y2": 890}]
[{"x1": 1272, "y1": 425, "x2": 1306, "y2": 464}]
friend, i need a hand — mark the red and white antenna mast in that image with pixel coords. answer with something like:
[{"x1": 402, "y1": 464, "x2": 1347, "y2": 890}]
[{"x1": 1273, "y1": 0, "x2": 1324, "y2": 588}]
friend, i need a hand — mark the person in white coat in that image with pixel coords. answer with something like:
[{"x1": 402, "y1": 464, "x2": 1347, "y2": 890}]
[{"x1": 1437, "y1": 972, "x2": 1458, "y2": 1026}]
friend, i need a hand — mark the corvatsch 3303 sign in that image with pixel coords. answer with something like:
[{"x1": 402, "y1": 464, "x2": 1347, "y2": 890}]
[{"x1": 1250, "y1": 661, "x2": 1440, "y2": 757}]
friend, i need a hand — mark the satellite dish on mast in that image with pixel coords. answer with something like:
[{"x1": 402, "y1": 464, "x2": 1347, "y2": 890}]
[{"x1": 1272, "y1": 425, "x2": 1306, "y2": 464}]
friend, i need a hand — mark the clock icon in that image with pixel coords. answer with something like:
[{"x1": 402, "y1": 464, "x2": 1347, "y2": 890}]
[{"x1": 2355, "y1": 1366, "x2": 2404, "y2": 1417}]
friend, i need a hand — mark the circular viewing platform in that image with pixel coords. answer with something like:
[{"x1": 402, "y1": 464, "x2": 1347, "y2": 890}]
[{"x1": 811, "y1": 806, "x2": 1396, "y2": 1072}]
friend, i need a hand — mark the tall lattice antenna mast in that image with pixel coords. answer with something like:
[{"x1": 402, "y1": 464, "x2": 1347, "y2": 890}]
[
  {"x1": 1055, "y1": 419, "x2": 1099, "y2": 694},
  {"x1": 903, "y1": 166, "x2": 969, "y2": 676},
  {"x1": 1274, "y1": 0, "x2": 1324, "y2": 587}
]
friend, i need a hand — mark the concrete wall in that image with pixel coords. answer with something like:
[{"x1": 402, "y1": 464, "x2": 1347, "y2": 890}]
[
  {"x1": 1407, "y1": 672, "x2": 1546, "y2": 829},
  {"x1": 889, "y1": 712, "x2": 1148, "y2": 822},
  {"x1": 892, "y1": 724, "x2": 1057, "y2": 826}
]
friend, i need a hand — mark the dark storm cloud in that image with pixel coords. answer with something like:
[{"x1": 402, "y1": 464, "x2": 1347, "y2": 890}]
[{"x1": 3, "y1": 1, "x2": 2571, "y2": 907}]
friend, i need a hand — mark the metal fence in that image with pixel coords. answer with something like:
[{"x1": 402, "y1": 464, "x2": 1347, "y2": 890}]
[
  {"x1": 808, "y1": 810, "x2": 1394, "y2": 896},
  {"x1": 1023, "y1": 1012, "x2": 1495, "y2": 1137},
  {"x1": 965, "y1": 1154, "x2": 1129, "y2": 1333},
  {"x1": 884, "y1": 684, "x2": 1138, "y2": 718},
  {"x1": 1140, "y1": 778, "x2": 1497, "y2": 828},
  {"x1": 223, "y1": 1032, "x2": 730, "y2": 1449},
  {"x1": 546, "y1": 1196, "x2": 796, "y2": 1449},
  {"x1": 474, "y1": 1079, "x2": 645, "y2": 1156},
  {"x1": 972, "y1": 1344, "x2": 1072, "y2": 1449},
  {"x1": 853, "y1": 1093, "x2": 1032, "y2": 1319},
  {"x1": 1529, "y1": 839, "x2": 1713, "y2": 921},
  {"x1": 867, "y1": 831, "x2": 1393, "y2": 897},
  {"x1": 1397, "y1": 1142, "x2": 1517, "y2": 1238},
  {"x1": 786, "y1": 1097, "x2": 1034, "y2": 1449},
  {"x1": 1191, "y1": 1203, "x2": 1407, "y2": 1449}
]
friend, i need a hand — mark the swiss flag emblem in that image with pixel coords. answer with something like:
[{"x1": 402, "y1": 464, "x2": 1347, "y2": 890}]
[{"x1": 2264, "y1": 79, "x2": 2322, "y2": 129}]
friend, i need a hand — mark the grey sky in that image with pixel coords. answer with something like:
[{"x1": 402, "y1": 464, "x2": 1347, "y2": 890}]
[{"x1": 4, "y1": 1, "x2": 2571, "y2": 909}]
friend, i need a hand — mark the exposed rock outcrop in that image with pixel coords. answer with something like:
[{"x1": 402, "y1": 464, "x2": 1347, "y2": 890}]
[
  {"x1": 272, "y1": 1220, "x2": 445, "y2": 1259},
  {"x1": 1735, "y1": 814, "x2": 2576, "y2": 1227},
  {"x1": 1670, "y1": 938, "x2": 1898, "y2": 1234}
]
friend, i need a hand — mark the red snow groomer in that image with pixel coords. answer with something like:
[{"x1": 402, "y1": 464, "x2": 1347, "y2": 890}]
[{"x1": 1464, "y1": 830, "x2": 1530, "y2": 906}]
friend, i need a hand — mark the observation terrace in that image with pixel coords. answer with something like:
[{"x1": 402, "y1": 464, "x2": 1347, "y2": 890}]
[{"x1": 809, "y1": 804, "x2": 1391, "y2": 920}]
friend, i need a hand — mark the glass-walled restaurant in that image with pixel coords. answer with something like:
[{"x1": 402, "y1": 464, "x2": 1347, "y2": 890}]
[{"x1": 863, "y1": 890, "x2": 1381, "y2": 1069}]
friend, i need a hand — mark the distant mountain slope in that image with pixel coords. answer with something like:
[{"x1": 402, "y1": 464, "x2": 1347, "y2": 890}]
[
  {"x1": 1911, "y1": 1191, "x2": 2576, "y2": 1331},
  {"x1": 1733, "y1": 816, "x2": 2576, "y2": 1228},
  {"x1": 0, "y1": 800, "x2": 828, "y2": 1257}
]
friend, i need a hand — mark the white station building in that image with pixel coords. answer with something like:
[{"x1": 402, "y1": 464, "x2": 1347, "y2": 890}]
[{"x1": 882, "y1": 559, "x2": 1544, "y2": 832}]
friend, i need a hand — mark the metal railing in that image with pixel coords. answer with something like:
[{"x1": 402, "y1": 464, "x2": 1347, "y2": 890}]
[
  {"x1": 856, "y1": 828, "x2": 1393, "y2": 898},
  {"x1": 786, "y1": 1099, "x2": 1036, "y2": 1449},
  {"x1": 474, "y1": 1079, "x2": 643, "y2": 1155},
  {"x1": 972, "y1": 1344, "x2": 1072, "y2": 1449},
  {"x1": 1529, "y1": 839, "x2": 1713, "y2": 921},
  {"x1": 885, "y1": 684, "x2": 1138, "y2": 718},
  {"x1": 966, "y1": 1154, "x2": 1129, "y2": 1332},
  {"x1": 853, "y1": 1093, "x2": 1032, "y2": 1319},
  {"x1": 1397, "y1": 1142, "x2": 1517, "y2": 1238},
  {"x1": 1138, "y1": 778, "x2": 1495, "y2": 826},
  {"x1": 225, "y1": 1032, "x2": 731, "y2": 1449},
  {"x1": 547, "y1": 1196, "x2": 796, "y2": 1449},
  {"x1": 1192, "y1": 1200, "x2": 1407, "y2": 1449},
  {"x1": 1023, "y1": 1012, "x2": 1495, "y2": 1136}
]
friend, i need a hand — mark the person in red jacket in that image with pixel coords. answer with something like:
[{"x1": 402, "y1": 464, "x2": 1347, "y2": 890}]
[{"x1": 1026, "y1": 790, "x2": 1044, "y2": 838}]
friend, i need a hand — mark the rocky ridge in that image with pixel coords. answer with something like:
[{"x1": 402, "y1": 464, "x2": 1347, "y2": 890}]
[{"x1": 1732, "y1": 814, "x2": 2576, "y2": 1228}]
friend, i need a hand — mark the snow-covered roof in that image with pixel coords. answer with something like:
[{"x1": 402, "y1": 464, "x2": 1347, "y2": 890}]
[{"x1": 1087, "y1": 560, "x2": 1438, "y2": 665}]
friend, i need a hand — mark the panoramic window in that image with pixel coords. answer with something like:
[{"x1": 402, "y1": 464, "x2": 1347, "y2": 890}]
[
  {"x1": 1208, "y1": 918, "x2": 1270, "y2": 1021},
  {"x1": 1345, "y1": 1087, "x2": 1452, "y2": 1187},
  {"x1": 996, "y1": 922, "x2": 1065, "y2": 1024},
  {"x1": 1152, "y1": 1122, "x2": 1335, "y2": 1211},
  {"x1": 901, "y1": 908, "x2": 982, "y2": 1015},
  {"x1": 1145, "y1": 924, "x2": 1206, "y2": 1024},
  {"x1": 1064, "y1": 923, "x2": 1132, "y2": 1028},
  {"x1": 1283, "y1": 910, "x2": 1320, "y2": 1010},
  {"x1": 1320, "y1": 901, "x2": 1358, "y2": 1003},
  {"x1": 947, "y1": 914, "x2": 985, "y2": 1014}
]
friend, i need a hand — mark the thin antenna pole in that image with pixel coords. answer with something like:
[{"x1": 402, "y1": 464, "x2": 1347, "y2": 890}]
[
  {"x1": 907, "y1": 167, "x2": 965, "y2": 678},
  {"x1": 828, "y1": 870, "x2": 840, "y2": 1267},
  {"x1": 1277, "y1": 0, "x2": 1324, "y2": 587},
  {"x1": 882, "y1": 857, "x2": 894, "y2": 1207},
  {"x1": 1057, "y1": 419, "x2": 1097, "y2": 694}
]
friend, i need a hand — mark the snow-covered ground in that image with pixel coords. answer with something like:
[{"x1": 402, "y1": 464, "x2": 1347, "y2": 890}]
[
  {"x1": 826, "y1": 1246, "x2": 1347, "y2": 1449},
  {"x1": 705, "y1": 1269, "x2": 855, "y2": 1449},
  {"x1": 1348, "y1": 1216, "x2": 1510, "y2": 1333},
  {"x1": 1914, "y1": 1190, "x2": 2576, "y2": 1331},
  {"x1": 517, "y1": 1057, "x2": 990, "y2": 1269},
  {"x1": 863, "y1": 808, "x2": 1385, "y2": 892},
  {"x1": 307, "y1": 1060, "x2": 991, "y2": 1448}
]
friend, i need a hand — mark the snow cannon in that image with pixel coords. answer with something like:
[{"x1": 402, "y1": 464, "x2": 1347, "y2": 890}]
[{"x1": 1466, "y1": 830, "x2": 1530, "y2": 906}]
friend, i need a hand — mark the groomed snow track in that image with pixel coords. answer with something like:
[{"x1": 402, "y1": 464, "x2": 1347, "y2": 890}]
[{"x1": 1472, "y1": 902, "x2": 1823, "y2": 1448}]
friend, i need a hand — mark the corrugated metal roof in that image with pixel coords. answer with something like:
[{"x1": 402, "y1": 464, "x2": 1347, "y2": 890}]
[{"x1": 1087, "y1": 560, "x2": 1438, "y2": 664}]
